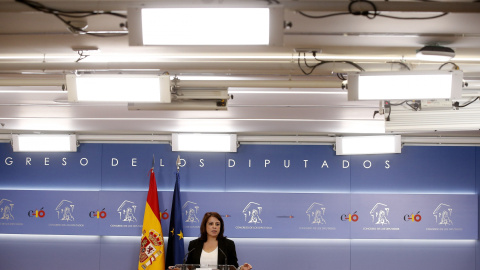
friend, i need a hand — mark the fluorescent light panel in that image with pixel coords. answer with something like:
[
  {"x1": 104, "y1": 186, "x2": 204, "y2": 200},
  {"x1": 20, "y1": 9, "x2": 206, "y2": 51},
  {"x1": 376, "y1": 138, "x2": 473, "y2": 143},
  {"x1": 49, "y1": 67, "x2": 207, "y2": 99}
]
[
  {"x1": 348, "y1": 70, "x2": 463, "y2": 101},
  {"x1": 335, "y1": 135, "x2": 401, "y2": 155},
  {"x1": 172, "y1": 133, "x2": 237, "y2": 152},
  {"x1": 66, "y1": 74, "x2": 171, "y2": 103},
  {"x1": 129, "y1": 7, "x2": 283, "y2": 46},
  {"x1": 12, "y1": 134, "x2": 77, "y2": 152}
]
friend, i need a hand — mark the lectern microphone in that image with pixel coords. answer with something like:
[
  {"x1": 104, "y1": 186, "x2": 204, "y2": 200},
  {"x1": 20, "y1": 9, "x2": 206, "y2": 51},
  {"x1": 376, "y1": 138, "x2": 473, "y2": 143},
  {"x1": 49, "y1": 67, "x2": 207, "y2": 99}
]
[
  {"x1": 219, "y1": 247, "x2": 228, "y2": 267},
  {"x1": 183, "y1": 248, "x2": 195, "y2": 264}
]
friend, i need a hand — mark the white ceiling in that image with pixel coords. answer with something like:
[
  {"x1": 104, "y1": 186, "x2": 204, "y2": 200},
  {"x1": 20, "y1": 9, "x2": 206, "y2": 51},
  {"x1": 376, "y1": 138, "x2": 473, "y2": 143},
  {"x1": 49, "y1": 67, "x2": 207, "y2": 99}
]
[{"x1": 1, "y1": 0, "x2": 480, "y2": 143}]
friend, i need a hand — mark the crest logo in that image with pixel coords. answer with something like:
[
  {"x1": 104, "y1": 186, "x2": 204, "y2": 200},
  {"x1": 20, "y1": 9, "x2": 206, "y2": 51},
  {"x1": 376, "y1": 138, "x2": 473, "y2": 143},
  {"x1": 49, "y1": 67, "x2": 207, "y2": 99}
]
[
  {"x1": 138, "y1": 229, "x2": 164, "y2": 269},
  {"x1": 55, "y1": 200, "x2": 75, "y2": 222},
  {"x1": 306, "y1": 203, "x2": 327, "y2": 224},
  {"x1": 0, "y1": 199, "x2": 15, "y2": 220},
  {"x1": 117, "y1": 200, "x2": 138, "y2": 222},
  {"x1": 370, "y1": 203, "x2": 390, "y2": 225},
  {"x1": 182, "y1": 201, "x2": 200, "y2": 223},
  {"x1": 243, "y1": 202, "x2": 263, "y2": 224},
  {"x1": 433, "y1": 203, "x2": 453, "y2": 226}
]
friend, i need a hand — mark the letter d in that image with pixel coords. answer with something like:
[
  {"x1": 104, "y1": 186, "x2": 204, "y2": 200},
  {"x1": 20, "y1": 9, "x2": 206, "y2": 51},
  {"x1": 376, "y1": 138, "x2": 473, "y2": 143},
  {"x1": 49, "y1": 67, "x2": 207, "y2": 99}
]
[{"x1": 112, "y1": 158, "x2": 118, "y2": 166}]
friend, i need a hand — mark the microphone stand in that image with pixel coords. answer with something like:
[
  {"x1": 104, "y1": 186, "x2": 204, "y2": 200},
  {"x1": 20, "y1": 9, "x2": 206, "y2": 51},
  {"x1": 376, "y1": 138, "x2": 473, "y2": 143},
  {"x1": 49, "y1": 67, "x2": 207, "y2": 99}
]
[
  {"x1": 218, "y1": 248, "x2": 228, "y2": 270},
  {"x1": 181, "y1": 248, "x2": 195, "y2": 270}
]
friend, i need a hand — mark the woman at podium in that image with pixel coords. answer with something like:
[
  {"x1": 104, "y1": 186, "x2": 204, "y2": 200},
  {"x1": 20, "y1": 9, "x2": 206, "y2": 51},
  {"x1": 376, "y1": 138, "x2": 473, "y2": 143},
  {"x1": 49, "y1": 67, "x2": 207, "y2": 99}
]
[{"x1": 185, "y1": 212, "x2": 252, "y2": 270}]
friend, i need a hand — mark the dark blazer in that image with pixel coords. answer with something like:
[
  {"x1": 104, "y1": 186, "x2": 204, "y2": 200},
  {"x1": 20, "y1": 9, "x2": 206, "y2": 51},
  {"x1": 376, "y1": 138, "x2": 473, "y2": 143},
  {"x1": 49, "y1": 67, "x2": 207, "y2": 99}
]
[{"x1": 185, "y1": 237, "x2": 239, "y2": 268}]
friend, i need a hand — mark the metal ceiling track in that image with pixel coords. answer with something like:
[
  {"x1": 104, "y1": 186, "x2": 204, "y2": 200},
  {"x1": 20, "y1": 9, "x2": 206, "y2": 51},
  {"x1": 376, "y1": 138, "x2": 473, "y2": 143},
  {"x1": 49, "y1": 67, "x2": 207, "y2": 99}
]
[
  {"x1": 1, "y1": 134, "x2": 480, "y2": 146},
  {"x1": 0, "y1": 76, "x2": 343, "y2": 88},
  {"x1": 2, "y1": 1, "x2": 480, "y2": 13}
]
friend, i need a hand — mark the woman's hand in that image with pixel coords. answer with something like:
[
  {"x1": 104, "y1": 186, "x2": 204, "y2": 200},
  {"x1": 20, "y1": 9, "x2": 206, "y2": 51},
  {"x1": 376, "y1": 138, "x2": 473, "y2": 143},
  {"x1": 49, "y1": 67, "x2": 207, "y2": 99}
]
[{"x1": 239, "y1": 263, "x2": 252, "y2": 270}]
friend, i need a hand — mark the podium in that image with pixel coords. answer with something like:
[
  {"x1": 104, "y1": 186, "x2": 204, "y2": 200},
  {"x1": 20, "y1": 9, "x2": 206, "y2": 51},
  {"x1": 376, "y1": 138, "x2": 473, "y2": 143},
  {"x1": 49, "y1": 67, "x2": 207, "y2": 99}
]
[
  {"x1": 175, "y1": 264, "x2": 199, "y2": 270},
  {"x1": 174, "y1": 264, "x2": 237, "y2": 270},
  {"x1": 217, "y1": 265, "x2": 237, "y2": 270}
]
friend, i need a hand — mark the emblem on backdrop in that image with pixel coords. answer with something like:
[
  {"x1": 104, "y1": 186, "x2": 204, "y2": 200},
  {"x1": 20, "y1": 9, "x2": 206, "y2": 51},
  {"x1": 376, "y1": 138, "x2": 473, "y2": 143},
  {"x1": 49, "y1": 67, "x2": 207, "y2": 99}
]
[
  {"x1": 433, "y1": 203, "x2": 453, "y2": 226},
  {"x1": 183, "y1": 201, "x2": 200, "y2": 223},
  {"x1": 55, "y1": 200, "x2": 75, "y2": 222},
  {"x1": 306, "y1": 203, "x2": 327, "y2": 225},
  {"x1": 370, "y1": 203, "x2": 390, "y2": 225},
  {"x1": 117, "y1": 200, "x2": 138, "y2": 222},
  {"x1": 243, "y1": 202, "x2": 263, "y2": 224},
  {"x1": 0, "y1": 199, "x2": 15, "y2": 220}
]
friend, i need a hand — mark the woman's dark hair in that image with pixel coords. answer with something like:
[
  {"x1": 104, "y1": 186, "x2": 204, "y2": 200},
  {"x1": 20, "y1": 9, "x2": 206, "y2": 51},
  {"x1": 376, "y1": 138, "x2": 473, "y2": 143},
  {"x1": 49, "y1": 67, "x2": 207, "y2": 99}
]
[{"x1": 199, "y1": 212, "x2": 225, "y2": 241}]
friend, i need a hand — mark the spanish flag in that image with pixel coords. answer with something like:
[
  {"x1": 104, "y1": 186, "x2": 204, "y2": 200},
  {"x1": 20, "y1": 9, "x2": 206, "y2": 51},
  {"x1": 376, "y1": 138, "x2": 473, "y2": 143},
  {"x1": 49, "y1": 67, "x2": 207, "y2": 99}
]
[{"x1": 138, "y1": 169, "x2": 165, "y2": 270}]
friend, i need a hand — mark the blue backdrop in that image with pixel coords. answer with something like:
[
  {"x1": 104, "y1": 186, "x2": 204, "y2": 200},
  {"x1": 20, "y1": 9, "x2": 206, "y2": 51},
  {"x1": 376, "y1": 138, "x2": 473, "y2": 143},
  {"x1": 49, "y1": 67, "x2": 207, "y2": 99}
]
[{"x1": 0, "y1": 143, "x2": 478, "y2": 270}]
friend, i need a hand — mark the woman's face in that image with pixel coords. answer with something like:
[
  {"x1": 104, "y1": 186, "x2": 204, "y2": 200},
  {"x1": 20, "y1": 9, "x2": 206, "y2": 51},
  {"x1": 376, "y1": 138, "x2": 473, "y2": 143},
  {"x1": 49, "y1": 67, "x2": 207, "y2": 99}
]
[{"x1": 206, "y1": 216, "x2": 221, "y2": 238}]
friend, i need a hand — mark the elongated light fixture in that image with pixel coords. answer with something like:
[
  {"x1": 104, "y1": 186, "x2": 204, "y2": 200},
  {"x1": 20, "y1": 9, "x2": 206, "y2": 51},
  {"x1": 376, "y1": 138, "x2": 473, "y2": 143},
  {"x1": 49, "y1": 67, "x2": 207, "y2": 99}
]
[
  {"x1": 12, "y1": 134, "x2": 77, "y2": 152},
  {"x1": 172, "y1": 133, "x2": 237, "y2": 152},
  {"x1": 347, "y1": 70, "x2": 463, "y2": 101},
  {"x1": 128, "y1": 7, "x2": 283, "y2": 46},
  {"x1": 66, "y1": 74, "x2": 171, "y2": 102},
  {"x1": 335, "y1": 135, "x2": 401, "y2": 155}
]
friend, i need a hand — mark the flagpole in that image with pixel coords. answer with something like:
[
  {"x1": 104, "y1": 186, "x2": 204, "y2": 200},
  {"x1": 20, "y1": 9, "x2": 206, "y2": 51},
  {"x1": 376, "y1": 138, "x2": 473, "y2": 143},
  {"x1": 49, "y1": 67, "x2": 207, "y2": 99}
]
[{"x1": 176, "y1": 155, "x2": 180, "y2": 172}]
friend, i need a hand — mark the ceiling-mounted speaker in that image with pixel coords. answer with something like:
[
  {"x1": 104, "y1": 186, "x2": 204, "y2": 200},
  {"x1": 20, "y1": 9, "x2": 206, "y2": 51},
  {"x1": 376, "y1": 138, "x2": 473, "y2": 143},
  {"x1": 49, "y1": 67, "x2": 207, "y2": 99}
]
[{"x1": 416, "y1": 45, "x2": 455, "y2": 61}]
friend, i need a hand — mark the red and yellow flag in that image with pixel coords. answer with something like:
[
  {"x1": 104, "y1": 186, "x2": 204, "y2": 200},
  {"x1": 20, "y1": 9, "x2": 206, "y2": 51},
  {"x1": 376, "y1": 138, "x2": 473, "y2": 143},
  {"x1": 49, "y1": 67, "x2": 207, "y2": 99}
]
[{"x1": 138, "y1": 169, "x2": 165, "y2": 270}]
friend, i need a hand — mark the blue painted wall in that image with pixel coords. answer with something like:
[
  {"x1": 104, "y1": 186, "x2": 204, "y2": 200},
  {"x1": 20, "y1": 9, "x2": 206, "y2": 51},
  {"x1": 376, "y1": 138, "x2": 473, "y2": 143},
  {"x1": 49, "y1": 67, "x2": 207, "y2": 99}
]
[{"x1": 0, "y1": 143, "x2": 478, "y2": 270}]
